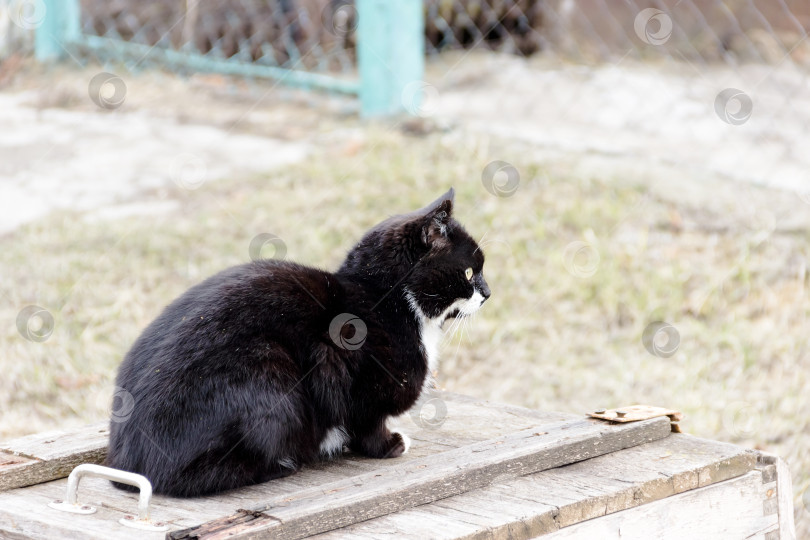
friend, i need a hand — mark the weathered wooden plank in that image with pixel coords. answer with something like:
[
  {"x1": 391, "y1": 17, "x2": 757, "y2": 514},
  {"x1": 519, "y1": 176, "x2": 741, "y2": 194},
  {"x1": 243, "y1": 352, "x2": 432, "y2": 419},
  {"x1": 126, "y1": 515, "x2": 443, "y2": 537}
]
[
  {"x1": 390, "y1": 391, "x2": 576, "y2": 447},
  {"x1": 757, "y1": 452, "x2": 797, "y2": 540},
  {"x1": 310, "y1": 433, "x2": 758, "y2": 540},
  {"x1": 431, "y1": 391, "x2": 576, "y2": 423},
  {"x1": 0, "y1": 478, "x2": 165, "y2": 540},
  {"x1": 434, "y1": 491, "x2": 559, "y2": 536},
  {"x1": 170, "y1": 416, "x2": 671, "y2": 539},
  {"x1": 0, "y1": 393, "x2": 609, "y2": 539},
  {"x1": 0, "y1": 392, "x2": 563, "y2": 495},
  {"x1": 314, "y1": 494, "x2": 555, "y2": 540},
  {"x1": 0, "y1": 422, "x2": 108, "y2": 492},
  {"x1": 3, "y1": 394, "x2": 783, "y2": 540},
  {"x1": 544, "y1": 470, "x2": 777, "y2": 539},
  {"x1": 0, "y1": 422, "x2": 109, "y2": 461}
]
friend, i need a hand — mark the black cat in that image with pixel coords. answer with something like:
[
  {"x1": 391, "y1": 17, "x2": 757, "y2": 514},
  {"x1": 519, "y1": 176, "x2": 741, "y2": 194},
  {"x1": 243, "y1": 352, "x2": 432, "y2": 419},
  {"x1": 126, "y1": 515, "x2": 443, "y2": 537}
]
[{"x1": 105, "y1": 188, "x2": 490, "y2": 497}]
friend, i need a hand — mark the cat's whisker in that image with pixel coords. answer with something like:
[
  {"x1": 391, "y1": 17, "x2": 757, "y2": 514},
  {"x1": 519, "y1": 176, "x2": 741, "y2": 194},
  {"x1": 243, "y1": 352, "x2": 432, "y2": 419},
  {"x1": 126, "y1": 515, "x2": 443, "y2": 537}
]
[
  {"x1": 455, "y1": 315, "x2": 472, "y2": 357},
  {"x1": 461, "y1": 317, "x2": 470, "y2": 347},
  {"x1": 452, "y1": 321, "x2": 464, "y2": 359},
  {"x1": 453, "y1": 315, "x2": 466, "y2": 339},
  {"x1": 474, "y1": 230, "x2": 491, "y2": 255},
  {"x1": 443, "y1": 319, "x2": 453, "y2": 339},
  {"x1": 442, "y1": 316, "x2": 461, "y2": 358},
  {"x1": 445, "y1": 316, "x2": 462, "y2": 343},
  {"x1": 465, "y1": 312, "x2": 478, "y2": 346}
]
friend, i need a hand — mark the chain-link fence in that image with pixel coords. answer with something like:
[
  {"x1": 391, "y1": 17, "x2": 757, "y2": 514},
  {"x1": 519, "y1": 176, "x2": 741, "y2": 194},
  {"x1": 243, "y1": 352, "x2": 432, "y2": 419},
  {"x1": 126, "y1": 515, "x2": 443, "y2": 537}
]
[
  {"x1": 71, "y1": 0, "x2": 810, "y2": 68},
  {"x1": 423, "y1": 0, "x2": 810, "y2": 66},
  {"x1": 3, "y1": 0, "x2": 808, "y2": 109},
  {"x1": 78, "y1": 0, "x2": 355, "y2": 73},
  {"x1": 8, "y1": 1, "x2": 807, "y2": 71}
]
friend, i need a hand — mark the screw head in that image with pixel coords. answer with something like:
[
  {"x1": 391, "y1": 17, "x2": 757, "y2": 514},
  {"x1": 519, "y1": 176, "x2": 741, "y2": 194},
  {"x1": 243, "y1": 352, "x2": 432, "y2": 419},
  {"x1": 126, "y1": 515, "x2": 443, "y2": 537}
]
[
  {"x1": 615, "y1": 410, "x2": 628, "y2": 418},
  {"x1": 123, "y1": 514, "x2": 134, "y2": 520},
  {"x1": 80, "y1": 505, "x2": 91, "y2": 510},
  {"x1": 594, "y1": 408, "x2": 606, "y2": 414}
]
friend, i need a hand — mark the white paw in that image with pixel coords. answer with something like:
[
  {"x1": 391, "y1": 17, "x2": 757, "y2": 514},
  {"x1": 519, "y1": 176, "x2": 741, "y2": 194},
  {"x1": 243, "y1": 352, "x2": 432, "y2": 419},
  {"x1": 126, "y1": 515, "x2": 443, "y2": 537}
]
[{"x1": 393, "y1": 430, "x2": 411, "y2": 454}]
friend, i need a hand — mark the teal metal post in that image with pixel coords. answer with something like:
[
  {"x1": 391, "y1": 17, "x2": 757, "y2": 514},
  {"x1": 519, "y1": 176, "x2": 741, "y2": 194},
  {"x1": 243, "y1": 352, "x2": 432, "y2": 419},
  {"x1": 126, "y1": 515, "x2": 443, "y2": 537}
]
[
  {"x1": 35, "y1": 0, "x2": 81, "y2": 61},
  {"x1": 357, "y1": 0, "x2": 425, "y2": 117}
]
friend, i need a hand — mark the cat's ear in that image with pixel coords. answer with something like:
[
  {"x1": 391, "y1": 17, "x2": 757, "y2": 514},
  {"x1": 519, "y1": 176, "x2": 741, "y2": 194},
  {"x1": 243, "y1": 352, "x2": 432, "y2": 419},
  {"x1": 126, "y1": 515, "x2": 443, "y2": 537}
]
[{"x1": 420, "y1": 188, "x2": 454, "y2": 248}]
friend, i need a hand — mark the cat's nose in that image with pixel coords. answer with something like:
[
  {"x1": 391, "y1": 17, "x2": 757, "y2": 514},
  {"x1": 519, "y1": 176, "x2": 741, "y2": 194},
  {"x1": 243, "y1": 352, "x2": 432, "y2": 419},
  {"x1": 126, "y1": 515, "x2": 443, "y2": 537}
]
[{"x1": 479, "y1": 278, "x2": 491, "y2": 302}]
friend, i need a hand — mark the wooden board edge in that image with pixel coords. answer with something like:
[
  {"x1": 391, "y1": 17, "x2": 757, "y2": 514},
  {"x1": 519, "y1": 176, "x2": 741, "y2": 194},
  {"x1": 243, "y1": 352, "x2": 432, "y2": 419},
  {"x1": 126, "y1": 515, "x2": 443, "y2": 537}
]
[
  {"x1": 0, "y1": 422, "x2": 109, "y2": 492},
  {"x1": 0, "y1": 392, "x2": 573, "y2": 496},
  {"x1": 0, "y1": 448, "x2": 107, "y2": 493},
  {"x1": 170, "y1": 417, "x2": 671, "y2": 539},
  {"x1": 542, "y1": 470, "x2": 778, "y2": 539},
  {"x1": 0, "y1": 422, "x2": 109, "y2": 457},
  {"x1": 757, "y1": 452, "x2": 797, "y2": 540},
  {"x1": 304, "y1": 432, "x2": 763, "y2": 540}
]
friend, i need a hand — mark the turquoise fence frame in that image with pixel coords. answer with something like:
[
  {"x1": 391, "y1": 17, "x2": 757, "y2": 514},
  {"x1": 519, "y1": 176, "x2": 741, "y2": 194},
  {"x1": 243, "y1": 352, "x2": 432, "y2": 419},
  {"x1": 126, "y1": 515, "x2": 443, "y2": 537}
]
[{"x1": 35, "y1": 0, "x2": 424, "y2": 117}]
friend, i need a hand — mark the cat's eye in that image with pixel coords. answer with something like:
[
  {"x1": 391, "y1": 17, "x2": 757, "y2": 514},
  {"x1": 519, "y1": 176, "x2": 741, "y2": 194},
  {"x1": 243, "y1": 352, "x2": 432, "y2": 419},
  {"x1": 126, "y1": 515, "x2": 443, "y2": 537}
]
[{"x1": 465, "y1": 267, "x2": 473, "y2": 281}]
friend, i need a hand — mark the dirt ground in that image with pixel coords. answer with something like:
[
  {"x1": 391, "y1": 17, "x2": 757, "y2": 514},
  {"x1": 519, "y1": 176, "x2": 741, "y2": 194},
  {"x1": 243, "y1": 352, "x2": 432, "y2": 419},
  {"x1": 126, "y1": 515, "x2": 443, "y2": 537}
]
[{"x1": 1, "y1": 52, "x2": 809, "y2": 533}]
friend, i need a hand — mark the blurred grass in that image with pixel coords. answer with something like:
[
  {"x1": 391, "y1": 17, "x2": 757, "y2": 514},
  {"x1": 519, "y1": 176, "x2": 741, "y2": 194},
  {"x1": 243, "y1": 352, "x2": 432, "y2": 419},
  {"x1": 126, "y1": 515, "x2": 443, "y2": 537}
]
[{"x1": 1, "y1": 127, "x2": 808, "y2": 524}]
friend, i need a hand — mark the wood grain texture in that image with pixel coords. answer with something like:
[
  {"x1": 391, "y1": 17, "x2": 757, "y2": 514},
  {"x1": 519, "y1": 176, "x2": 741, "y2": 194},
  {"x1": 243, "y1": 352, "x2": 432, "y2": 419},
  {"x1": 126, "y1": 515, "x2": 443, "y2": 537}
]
[
  {"x1": 0, "y1": 391, "x2": 558, "y2": 495},
  {"x1": 757, "y1": 452, "x2": 797, "y2": 540},
  {"x1": 0, "y1": 393, "x2": 587, "y2": 538},
  {"x1": 0, "y1": 482, "x2": 166, "y2": 540},
  {"x1": 0, "y1": 422, "x2": 108, "y2": 492},
  {"x1": 3, "y1": 394, "x2": 777, "y2": 540},
  {"x1": 170, "y1": 416, "x2": 671, "y2": 539},
  {"x1": 310, "y1": 433, "x2": 758, "y2": 540},
  {"x1": 544, "y1": 470, "x2": 777, "y2": 540}
]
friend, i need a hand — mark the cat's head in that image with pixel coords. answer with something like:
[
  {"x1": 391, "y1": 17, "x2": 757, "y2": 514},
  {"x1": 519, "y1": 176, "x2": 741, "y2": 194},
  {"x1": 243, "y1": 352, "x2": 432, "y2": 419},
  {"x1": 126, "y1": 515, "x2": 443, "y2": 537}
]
[{"x1": 339, "y1": 188, "x2": 490, "y2": 324}]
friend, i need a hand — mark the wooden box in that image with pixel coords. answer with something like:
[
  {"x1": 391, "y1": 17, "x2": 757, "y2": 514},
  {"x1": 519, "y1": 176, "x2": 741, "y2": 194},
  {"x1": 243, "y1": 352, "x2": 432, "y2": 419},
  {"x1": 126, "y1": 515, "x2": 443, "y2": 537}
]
[{"x1": 0, "y1": 392, "x2": 796, "y2": 539}]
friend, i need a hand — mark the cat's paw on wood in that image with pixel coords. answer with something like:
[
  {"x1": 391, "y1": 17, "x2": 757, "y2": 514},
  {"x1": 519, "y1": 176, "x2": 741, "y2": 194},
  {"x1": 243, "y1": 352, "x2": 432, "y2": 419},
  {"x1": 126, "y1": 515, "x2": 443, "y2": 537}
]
[
  {"x1": 385, "y1": 431, "x2": 411, "y2": 458},
  {"x1": 352, "y1": 428, "x2": 411, "y2": 459}
]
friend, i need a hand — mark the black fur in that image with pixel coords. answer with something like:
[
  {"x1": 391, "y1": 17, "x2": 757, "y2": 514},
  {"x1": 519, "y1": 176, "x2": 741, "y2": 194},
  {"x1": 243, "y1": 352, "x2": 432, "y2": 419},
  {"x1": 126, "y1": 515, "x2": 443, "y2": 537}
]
[{"x1": 105, "y1": 188, "x2": 490, "y2": 497}]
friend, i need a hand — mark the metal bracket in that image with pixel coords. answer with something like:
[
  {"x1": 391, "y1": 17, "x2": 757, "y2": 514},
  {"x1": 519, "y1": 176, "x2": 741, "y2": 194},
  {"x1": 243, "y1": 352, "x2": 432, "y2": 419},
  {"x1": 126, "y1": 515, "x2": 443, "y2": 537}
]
[
  {"x1": 48, "y1": 463, "x2": 169, "y2": 532},
  {"x1": 589, "y1": 405, "x2": 684, "y2": 432}
]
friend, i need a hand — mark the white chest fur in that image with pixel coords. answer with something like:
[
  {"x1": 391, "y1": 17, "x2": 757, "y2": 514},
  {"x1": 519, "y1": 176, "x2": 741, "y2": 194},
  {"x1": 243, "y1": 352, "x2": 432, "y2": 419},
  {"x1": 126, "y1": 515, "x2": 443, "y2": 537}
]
[
  {"x1": 404, "y1": 289, "x2": 485, "y2": 394},
  {"x1": 420, "y1": 318, "x2": 443, "y2": 374}
]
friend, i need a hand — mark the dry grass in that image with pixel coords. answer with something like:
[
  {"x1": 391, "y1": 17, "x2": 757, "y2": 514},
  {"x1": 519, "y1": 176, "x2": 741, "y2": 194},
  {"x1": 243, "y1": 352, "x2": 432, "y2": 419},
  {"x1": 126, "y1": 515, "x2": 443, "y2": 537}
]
[{"x1": 1, "y1": 126, "x2": 808, "y2": 529}]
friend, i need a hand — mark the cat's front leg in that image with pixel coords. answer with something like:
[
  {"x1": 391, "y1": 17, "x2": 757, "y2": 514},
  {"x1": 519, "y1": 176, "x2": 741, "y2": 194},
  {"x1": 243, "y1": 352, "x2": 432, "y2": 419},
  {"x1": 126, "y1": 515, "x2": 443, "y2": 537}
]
[{"x1": 350, "y1": 419, "x2": 411, "y2": 459}]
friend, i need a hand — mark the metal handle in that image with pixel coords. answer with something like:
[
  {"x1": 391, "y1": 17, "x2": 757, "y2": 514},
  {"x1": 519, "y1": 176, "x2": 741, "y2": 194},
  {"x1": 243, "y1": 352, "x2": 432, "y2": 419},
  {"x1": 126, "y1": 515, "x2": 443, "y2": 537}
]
[{"x1": 49, "y1": 463, "x2": 168, "y2": 532}]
